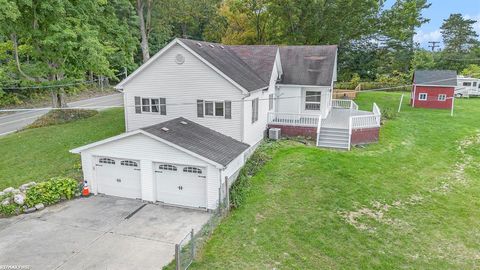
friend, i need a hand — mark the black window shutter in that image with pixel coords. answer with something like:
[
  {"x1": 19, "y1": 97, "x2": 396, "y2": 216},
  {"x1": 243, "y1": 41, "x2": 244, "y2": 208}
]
[
  {"x1": 134, "y1": 96, "x2": 141, "y2": 114},
  {"x1": 160, "y1": 98, "x2": 166, "y2": 115},
  {"x1": 225, "y1": 101, "x2": 231, "y2": 119},
  {"x1": 197, "y1": 100, "x2": 204, "y2": 117}
]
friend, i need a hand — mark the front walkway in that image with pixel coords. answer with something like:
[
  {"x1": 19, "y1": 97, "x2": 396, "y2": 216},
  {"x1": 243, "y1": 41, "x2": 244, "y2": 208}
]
[
  {"x1": 322, "y1": 108, "x2": 375, "y2": 129},
  {"x1": 0, "y1": 195, "x2": 211, "y2": 270}
]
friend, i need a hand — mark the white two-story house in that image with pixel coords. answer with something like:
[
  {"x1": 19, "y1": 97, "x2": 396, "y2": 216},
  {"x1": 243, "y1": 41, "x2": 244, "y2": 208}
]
[{"x1": 70, "y1": 38, "x2": 380, "y2": 210}]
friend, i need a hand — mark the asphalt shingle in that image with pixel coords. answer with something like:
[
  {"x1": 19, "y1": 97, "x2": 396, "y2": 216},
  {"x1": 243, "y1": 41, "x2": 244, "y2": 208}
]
[
  {"x1": 413, "y1": 70, "x2": 457, "y2": 86},
  {"x1": 142, "y1": 117, "x2": 250, "y2": 166}
]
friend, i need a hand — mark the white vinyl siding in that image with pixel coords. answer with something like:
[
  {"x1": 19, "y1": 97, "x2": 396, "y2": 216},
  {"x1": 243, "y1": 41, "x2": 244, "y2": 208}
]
[
  {"x1": 269, "y1": 94, "x2": 274, "y2": 111},
  {"x1": 243, "y1": 57, "x2": 281, "y2": 146},
  {"x1": 79, "y1": 133, "x2": 221, "y2": 209},
  {"x1": 251, "y1": 98, "x2": 259, "y2": 123},
  {"x1": 123, "y1": 44, "x2": 243, "y2": 141},
  {"x1": 275, "y1": 86, "x2": 331, "y2": 118}
]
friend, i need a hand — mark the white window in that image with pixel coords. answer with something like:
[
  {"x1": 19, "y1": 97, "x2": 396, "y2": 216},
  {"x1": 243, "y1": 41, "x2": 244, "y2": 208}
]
[
  {"x1": 473, "y1": 82, "x2": 477, "y2": 87},
  {"x1": 305, "y1": 91, "x2": 321, "y2": 110},
  {"x1": 418, "y1": 93, "x2": 428, "y2": 101},
  {"x1": 463, "y1": 82, "x2": 472, "y2": 87},
  {"x1": 438, "y1": 94, "x2": 447, "y2": 101},
  {"x1": 120, "y1": 160, "x2": 138, "y2": 167},
  {"x1": 269, "y1": 94, "x2": 274, "y2": 111},
  {"x1": 158, "y1": 164, "x2": 177, "y2": 171},
  {"x1": 99, "y1": 158, "x2": 115, "y2": 164},
  {"x1": 183, "y1": 167, "x2": 202, "y2": 174},
  {"x1": 252, "y1": 98, "x2": 259, "y2": 123},
  {"x1": 215, "y1": 102, "x2": 224, "y2": 116},
  {"x1": 141, "y1": 98, "x2": 166, "y2": 115},
  {"x1": 141, "y1": 98, "x2": 150, "y2": 112},
  {"x1": 203, "y1": 101, "x2": 224, "y2": 117}
]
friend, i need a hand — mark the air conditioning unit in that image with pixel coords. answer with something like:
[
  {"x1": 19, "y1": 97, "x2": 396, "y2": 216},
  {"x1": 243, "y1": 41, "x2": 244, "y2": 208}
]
[{"x1": 268, "y1": 128, "x2": 281, "y2": 140}]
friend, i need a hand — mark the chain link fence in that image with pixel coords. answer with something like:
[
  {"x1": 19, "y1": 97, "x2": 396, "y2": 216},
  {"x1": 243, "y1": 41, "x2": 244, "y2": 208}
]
[{"x1": 174, "y1": 180, "x2": 230, "y2": 270}]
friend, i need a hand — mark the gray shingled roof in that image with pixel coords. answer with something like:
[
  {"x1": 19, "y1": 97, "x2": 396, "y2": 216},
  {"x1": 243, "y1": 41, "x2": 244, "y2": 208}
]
[
  {"x1": 178, "y1": 39, "x2": 269, "y2": 92},
  {"x1": 142, "y1": 117, "x2": 250, "y2": 166},
  {"x1": 279, "y1": 45, "x2": 337, "y2": 86},
  {"x1": 228, "y1": 45, "x2": 278, "y2": 83},
  {"x1": 413, "y1": 70, "x2": 457, "y2": 86},
  {"x1": 178, "y1": 38, "x2": 338, "y2": 90}
]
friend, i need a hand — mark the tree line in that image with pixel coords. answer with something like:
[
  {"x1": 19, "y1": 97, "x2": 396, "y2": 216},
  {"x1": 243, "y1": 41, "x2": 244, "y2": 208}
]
[{"x1": 0, "y1": 0, "x2": 479, "y2": 106}]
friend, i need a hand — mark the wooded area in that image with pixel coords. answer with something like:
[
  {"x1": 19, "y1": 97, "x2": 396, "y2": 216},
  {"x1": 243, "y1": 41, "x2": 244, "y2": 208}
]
[{"x1": 0, "y1": 0, "x2": 479, "y2": 106}]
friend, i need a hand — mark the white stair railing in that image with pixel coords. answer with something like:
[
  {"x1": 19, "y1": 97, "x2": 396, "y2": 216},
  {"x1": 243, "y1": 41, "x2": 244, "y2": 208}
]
[
  {"x1": 347, "y1": 103, "x2": 382, "y2": 149},
  {"x1": 316, "y1": 116, "x2": 323, "y2": 147}
]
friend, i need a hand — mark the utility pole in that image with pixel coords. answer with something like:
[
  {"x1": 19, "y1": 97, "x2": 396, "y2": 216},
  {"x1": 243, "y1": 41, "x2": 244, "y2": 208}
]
[{"x1": 428, "y1": 41, "x2": 440, "y2": 52}]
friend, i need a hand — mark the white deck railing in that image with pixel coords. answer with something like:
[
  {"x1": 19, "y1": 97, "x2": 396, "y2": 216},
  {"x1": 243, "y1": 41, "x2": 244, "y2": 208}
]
[
  {"x1": 332, "y1": 99, "x2": 359, "y2": 110},
  {"x1": 347, "y1": 103, "x2": 381, "y2": 150},
  {"x1": 350, "y1": 103, "x2": 381, "y2": 129},
  {"x1": 268, "y1": 112, "x2": 319, "y2": 127}
]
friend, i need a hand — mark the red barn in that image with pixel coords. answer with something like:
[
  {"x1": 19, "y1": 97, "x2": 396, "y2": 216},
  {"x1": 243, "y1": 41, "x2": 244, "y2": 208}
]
[{"x1": 411, "y1": 70, "x2": 457, "y2": 109}]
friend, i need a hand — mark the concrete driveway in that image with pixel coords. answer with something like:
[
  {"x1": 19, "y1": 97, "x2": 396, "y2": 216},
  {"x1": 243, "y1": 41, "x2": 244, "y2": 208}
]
[{"x1": 0, "y1": 195, "x2": 211, "y2": 270}]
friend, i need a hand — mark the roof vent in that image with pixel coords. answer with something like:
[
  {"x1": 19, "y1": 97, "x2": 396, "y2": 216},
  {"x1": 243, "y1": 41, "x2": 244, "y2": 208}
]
[
  {"x1": 180, "y1": 121, "x2": 188, "y2": 125},
  {"x1": 196, "y1": 42, "x2": 202, "y2": 47},
  {"x1": 161, "y1": 127, "x2": 169, "y2": 132},
  {"x1": 209, "y1": 44, "x2": 215, "y2": 48},
  {"x1": 220, "y1": 45, "x2": 225, "y2": 49}
]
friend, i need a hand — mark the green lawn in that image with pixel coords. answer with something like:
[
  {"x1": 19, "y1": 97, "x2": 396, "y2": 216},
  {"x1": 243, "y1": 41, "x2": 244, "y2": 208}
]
[
  {"x1": 191, "y1": 92, "x2": 480, "y2": 269},
  {"x1": 0, "y1": 108, "x2": 124, "y2": 190}
]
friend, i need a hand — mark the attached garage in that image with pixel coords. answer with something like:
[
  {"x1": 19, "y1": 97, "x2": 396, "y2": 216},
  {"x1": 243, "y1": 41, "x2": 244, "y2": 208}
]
[
  {"x1": 95, "y1": 157, "x2": 142, "y2": 199},
  {"x1": 154, "y1": 163, "x2": 207, "y2": 208},
  {"x1": 70, "y1": 117, "x2": 249, "y2": 210}
]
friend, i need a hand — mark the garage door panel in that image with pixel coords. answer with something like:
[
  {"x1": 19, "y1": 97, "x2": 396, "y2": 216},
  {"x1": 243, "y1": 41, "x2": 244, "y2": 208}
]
[
  {"x1": 95, "y1": 157, "x2": 142, "y2": 199},
  {"x1": 155, "y1": 163, "x2": 206, "y2": 208}
]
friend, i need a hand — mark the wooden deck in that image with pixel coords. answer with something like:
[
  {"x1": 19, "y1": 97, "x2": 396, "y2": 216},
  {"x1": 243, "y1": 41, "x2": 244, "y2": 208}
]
[{"x1": 321, "y1": 108, "x2": 375, "y2": 129}]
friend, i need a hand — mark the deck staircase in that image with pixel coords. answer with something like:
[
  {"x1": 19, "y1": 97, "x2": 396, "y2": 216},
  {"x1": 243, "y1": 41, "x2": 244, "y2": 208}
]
[{"x1": 316, "y1": 127, "x2": 350, "y2": 150}]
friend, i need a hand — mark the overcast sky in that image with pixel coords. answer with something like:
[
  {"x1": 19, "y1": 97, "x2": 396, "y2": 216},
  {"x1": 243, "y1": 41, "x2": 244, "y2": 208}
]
[{"x1": 385, "y1": 0, "x2": 480, "y2": 49}]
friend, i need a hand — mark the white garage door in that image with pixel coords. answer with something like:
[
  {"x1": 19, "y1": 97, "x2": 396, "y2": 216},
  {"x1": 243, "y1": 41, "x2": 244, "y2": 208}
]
[
  {"x1": 95, "y1": 157, "x2": 141, "y2": 199},
  {"x1": 154, "y1": 163, "x2": 206, "y2": 208}
]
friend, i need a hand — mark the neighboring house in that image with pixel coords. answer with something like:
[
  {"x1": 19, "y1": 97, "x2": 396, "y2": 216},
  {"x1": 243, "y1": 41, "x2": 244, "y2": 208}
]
[
  {"x1": 411, "y1": 70, "x2": 457, "y2": 110},
  {"x1": 70, "y1": 38, "x2": 381, "y2": 210},
  {"x1": 456, "y1": 76, "x2": 480, "y2": 97}
]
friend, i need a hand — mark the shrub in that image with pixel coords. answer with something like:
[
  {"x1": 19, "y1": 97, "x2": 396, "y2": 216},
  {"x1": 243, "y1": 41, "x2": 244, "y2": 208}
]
[
  {"x1": 229, "y1": 144, "x2": 272, "y2": 209},
  {"x1": 381, "y1": 107, "x2": 398, "y2": 120},
  {"x1": 0, "y1": 204, "x2": 19, "y2": 216},
  {"x1": 25, "y1": 177, "x2": 80, "y2": 207},
  {"x1": 27, "y1": 109, "x2": 98, "y2": 129}
]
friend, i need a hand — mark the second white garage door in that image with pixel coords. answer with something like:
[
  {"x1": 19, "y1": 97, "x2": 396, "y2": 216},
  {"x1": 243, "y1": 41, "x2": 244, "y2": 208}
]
[
  {"x1": 154, "y1": 163, "x2": 207, "y2": 208},
  {"x1": 95, "y1": 157, "x2": 142, "y2": 199}
]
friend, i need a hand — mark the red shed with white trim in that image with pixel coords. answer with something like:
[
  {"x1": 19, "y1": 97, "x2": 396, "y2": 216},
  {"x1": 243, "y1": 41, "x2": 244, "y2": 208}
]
[{"x1": 411, "y1": 70, "x2": 457, "y2": 110}]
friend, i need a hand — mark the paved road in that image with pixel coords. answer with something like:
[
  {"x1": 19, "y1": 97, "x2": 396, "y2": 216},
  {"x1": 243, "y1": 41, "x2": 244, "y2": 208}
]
[{"x1": 0, "y1": 93, "x2": 123, "y2": 136}]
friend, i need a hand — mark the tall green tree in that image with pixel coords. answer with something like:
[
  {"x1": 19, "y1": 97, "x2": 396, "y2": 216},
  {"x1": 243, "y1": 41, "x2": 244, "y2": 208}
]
[
  {"x1": 0, "y1": 0, "x2": 122, "y2": 107},
  {"x1": 441, "y1": 13, "x2": 479, "y2": 53}
]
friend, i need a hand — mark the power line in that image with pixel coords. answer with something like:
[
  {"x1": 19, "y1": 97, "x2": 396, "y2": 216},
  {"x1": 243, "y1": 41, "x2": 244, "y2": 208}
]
[
  {"x1": 2, "y1": 74, "x2": 479, "y2": 112},
  {"x1": 0, "y1": 69, "x2": 128, "y2": 90},
  {"x1": 428, "y1": 41, "x2": 440, "y2": 52},
  {"x1": 0, "y1": 79, "x2": 100, "y2": 90}
]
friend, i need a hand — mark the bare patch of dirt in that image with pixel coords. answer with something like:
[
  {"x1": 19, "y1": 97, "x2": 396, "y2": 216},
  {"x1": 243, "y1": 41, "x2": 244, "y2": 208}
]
[{"x1": 339, "y1": 132, "x2": 480, "y2": 232}]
